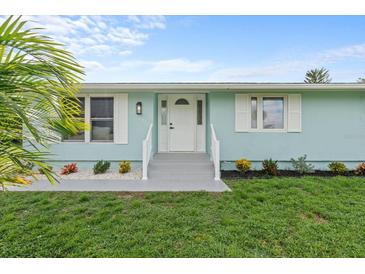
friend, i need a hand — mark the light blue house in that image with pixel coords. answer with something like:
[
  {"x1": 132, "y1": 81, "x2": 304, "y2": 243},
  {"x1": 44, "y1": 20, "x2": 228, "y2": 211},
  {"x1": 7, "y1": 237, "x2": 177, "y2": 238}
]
[{"x1": 49, "y1": 83, "x2": 365, "y2": 180}]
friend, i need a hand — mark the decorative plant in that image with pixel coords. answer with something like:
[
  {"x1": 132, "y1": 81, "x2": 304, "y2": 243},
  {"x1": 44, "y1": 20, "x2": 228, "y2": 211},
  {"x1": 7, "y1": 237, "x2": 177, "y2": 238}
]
[
  {"x1": 61, "y1": 163, "x2": 78, "y2": 175},
  {"x1": 93, "y1": 160, "x2": 111, "y2": 174},
  {"x1": 235, "y1": 158, "x2": 251, "y2": 173},
  {"x1": 328, "y1": 162, "x2": 348, "y2": 174},
  {"x1": 119, "y1": 161, "x2": 131, "y2": 174},
  {"x1": 355, "y1": 163, "x2": 365, "y2": 176},
  {"x1": 291, "y1": 154, "x2": 314, "y2": 174},
  {"x1": 262, "y1": 158, "x2": 279, "y2": 176}
]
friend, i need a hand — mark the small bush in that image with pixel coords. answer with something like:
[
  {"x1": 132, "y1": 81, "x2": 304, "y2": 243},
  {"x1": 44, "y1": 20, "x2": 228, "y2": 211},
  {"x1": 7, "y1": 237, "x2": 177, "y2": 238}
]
[
  {"x1": 61, "y1": 163, "x2": 78, "y2": 175},
  {"x1": 119, "y1": 161, "x2": 131, "y2": 174},
  {"x1": 93, "y1": 160, "x2": 111, "y2": 174},
  {"x1": 235, "y1": 158, "x2": 251, "y2": 173},
  {"x1": 355, "y1": 163, "x2": 365, "y2": 176},
  {"x1": 262, "y1": 158, "x2": 278, "y2": 176},
  {"x1": 291, "y1": 154, "x2": 314, "y2": 174},
  {"x1": 328, "y1": 162, "x2": 347, "y2": 174},
  {"x1": 38, "y1": 166, "x2": 53, "y2": 174}
]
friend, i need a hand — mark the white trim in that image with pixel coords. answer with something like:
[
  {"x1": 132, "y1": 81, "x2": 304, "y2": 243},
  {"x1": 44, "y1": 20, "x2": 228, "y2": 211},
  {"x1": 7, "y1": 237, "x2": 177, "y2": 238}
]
[
  {"x1": 288, "y1": 94, "x2": 302, "y2": 132},
  {"x1": 81, "y1": 83, "x2": 365, "y2": 91},
  {"x1": 114, "y1": 93, "x2": 128, "y2": 144},
  {"x1": 159, "y1": 94, "x2": 205, "y2": 153},
  {"x1": 235, "y1": 94, "x2": 250, "y2": 132}
]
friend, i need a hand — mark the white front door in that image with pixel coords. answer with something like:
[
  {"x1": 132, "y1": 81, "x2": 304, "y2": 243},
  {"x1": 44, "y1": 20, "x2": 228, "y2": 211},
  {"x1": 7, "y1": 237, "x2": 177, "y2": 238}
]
[{"x1": 168, "y1": 95, "x2": 195, "y2": 151}]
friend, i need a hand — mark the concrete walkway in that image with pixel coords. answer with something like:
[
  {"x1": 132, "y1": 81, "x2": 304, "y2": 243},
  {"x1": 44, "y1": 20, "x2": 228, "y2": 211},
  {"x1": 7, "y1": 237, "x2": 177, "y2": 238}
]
[
  {"x1": 8, "y1": 153, "x2": 231, "y2": 192},
  {"x1": 8, "y1": 178, "x2": 230, "y2": 192}
]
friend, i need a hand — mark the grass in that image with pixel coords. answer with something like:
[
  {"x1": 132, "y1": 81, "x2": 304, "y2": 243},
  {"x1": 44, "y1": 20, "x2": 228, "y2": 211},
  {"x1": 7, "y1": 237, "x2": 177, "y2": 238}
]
[{"x1": 1, "y1": 177, "x2": 365, "y2": 257}]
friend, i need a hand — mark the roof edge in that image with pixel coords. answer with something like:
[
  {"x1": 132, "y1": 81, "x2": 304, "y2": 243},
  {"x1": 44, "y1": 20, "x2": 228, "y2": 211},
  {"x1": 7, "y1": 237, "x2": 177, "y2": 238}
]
[{"x1": 81, "y1": 83, "x2": 365, "y2": 90}]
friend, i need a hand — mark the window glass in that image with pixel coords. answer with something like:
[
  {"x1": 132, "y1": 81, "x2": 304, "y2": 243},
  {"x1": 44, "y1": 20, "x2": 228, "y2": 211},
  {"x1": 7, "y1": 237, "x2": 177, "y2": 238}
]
[
  {"x1": 263, "y1": 97, "x2": 284, "y2": 129},
  {"x1": 197, "y1": 100, "x2": 203, "y2": 125},
  {"x1": 175, "y1": 98, "x2": 189, "y2": 105},
  {"x1": 91, "y1": 120, "x2": 113, "y2": 141},
  {"x1": 91, "y1": 97, "x2": 114, "y2": 141},
  {"x1": 91, "y1": 98, "x2": 113, "y2": 118},
  {"x1": 63, "y1": 97, "x2": 85, "y2": 141},
  {"x1": 251, "y1": 97, "x2": 257, "y2": 129},
  {"x1": 161, "y1": 100, "x2": 167, "y2": 125}
]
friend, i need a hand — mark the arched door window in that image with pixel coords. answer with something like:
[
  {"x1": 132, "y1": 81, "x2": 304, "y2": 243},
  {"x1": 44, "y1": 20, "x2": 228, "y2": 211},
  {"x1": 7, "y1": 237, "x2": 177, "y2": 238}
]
[{"x1": 175, "y1": 98, "x2": 189, "y2": 105}]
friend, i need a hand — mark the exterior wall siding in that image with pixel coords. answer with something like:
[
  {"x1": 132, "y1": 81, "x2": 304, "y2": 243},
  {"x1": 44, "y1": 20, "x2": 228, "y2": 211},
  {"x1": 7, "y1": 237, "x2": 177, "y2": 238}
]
[
  {"x1": 208, "y1": 90, "x2": 365, "y2": 170},
  {"x1": 46, "y1": 91, "x2": 157, "y2": 168}
]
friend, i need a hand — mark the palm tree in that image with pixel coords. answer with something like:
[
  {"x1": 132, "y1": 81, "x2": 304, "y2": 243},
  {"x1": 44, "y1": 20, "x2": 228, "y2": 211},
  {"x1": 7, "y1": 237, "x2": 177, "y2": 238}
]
[
  {"x1": 0, "y1": 16, "x2": 85, "y2": 189},
  {"x1": 304, "y1": 67, "x2": 332, "y2": 84}
]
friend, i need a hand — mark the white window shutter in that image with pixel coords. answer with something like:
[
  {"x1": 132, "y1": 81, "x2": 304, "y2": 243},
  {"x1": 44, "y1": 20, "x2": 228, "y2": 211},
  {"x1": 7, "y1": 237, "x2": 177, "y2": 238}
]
[
  {"x1": 114, "y1": 94, "x2": 128, "y2": 144},
  {"x1": 235, "y1": 94, "x2": 249, "y2": 132},
  {"x1": 288, "y1": 94, "x2": 302, "y2": 132}
]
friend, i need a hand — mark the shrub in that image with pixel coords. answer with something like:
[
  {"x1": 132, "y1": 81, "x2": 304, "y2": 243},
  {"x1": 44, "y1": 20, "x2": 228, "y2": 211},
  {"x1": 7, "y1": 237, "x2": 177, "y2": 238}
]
[
  {"x1": 262, "y1": 158, "x2": 278, "y2": 176},
  {"x1": 291, "y1": 154, "x2": 314, "y2": 174},
  {"x1": 235, "y1": 158, "x2": 251, "y2": 173},
  {"x1": 355, "y1": 163, "x2": 365, "y2": 176},
  {"x1": 119, "y1": 161, "x2": 131, "y2": 174},
  {"x1": 61, "y1": 163, "x2": 78, "y2": 175},
  {"x1": 93, "y1": 160, "x2": 111, "y2": 174},
  {"x1": 38, "y1": 166, "x2": 53, "y2": 174},
  {"x1": 328, "y1": 162, "x2": 347, "y2": 174}
]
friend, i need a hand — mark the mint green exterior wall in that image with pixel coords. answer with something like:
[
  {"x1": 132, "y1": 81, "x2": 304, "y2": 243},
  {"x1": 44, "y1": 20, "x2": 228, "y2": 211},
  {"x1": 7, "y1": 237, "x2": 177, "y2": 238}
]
[
  {"x1": 45, "y1": 88, "x2": 365, "y2": 171},
  {"x1": 208, "y1": 90, "x2": 365, "y2": 170},
  {"x1": 47, "y1": 91, "x2": 157, "y2": 169}
]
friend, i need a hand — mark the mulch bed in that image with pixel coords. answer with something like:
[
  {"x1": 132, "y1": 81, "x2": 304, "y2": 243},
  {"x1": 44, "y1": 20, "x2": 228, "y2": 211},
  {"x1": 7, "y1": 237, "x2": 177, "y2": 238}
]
[{"x1": 221, "y1": 170, "x2": 360, "y2": 179}]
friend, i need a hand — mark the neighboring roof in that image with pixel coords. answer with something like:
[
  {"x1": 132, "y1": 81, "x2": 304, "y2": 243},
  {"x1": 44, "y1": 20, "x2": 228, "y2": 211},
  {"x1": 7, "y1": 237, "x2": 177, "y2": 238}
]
[{"x1": 81, "y1": 82, "x2": 365, "y2": 91}]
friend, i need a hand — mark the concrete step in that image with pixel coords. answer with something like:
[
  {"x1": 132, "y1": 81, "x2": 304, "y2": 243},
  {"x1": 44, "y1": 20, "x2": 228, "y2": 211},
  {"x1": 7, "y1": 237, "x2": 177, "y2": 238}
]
[
  {"x1": 148, "y1": 153, "x2": 215, "y2": 181},
  {"x1": 149, "y1": 161, "x2": 213, "y2": 169},
  {"x1": 147, "y1": 173, "x2": 214, "y2": 181}
]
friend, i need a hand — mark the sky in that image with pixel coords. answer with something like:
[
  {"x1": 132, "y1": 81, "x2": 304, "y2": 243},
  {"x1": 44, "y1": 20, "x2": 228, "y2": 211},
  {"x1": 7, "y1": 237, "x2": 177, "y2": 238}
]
[{"x1": 2, "y1": 15, "x2": 365, "y2": 82}]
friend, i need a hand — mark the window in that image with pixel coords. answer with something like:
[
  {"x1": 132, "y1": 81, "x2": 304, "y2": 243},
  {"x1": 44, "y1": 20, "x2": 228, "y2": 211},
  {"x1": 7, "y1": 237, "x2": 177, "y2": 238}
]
[
  {"x1": 251, "y1": 97, "x2": 257, "y2": 129},
  {"x1": 62, "y1": 97, "x2": 85, "y2": 141},
  {"x1": 91, "y1": 97, "x2": 114, "y2": 141},
  {"x1": 249, "y1": 95, "x2": 286, "y2": 131},
  {"x1": 263, "y1": 97, "x2": 284, "y2": 129},
  {"x1": 161, "y1": 100, "x2": 167, "y2": 125},
  {"x1": 175, "y1": 98, "x2": 189, "y2": 105},
  {"x1": 197, "y1": 100, "x2": 203, "y2": 125}
]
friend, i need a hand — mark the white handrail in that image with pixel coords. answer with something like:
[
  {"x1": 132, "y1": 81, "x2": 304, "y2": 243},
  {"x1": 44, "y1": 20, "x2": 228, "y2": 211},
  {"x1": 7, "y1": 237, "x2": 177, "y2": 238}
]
[
  {"x1": 142, "y1": 124, "x2": 153, "y2": 180},
  {"x1": 210, "y1": 124, "x2": 221, "y2": 180}
]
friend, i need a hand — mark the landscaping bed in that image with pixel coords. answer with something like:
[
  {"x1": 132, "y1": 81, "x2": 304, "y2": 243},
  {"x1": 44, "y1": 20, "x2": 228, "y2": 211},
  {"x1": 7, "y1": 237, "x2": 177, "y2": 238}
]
[
  {"x1": 33, "y1": 168, "x2": 141, "y2": 180},
  {"x1": 222, "y1": 170, "x2": 360, "y2": 179}
]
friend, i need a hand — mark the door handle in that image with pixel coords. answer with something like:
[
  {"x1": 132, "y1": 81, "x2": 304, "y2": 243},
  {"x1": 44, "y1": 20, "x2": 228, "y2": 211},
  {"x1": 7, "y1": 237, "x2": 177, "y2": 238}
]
[{"x1": 169, "y1": 126, "x2": 174, "y2": 129}]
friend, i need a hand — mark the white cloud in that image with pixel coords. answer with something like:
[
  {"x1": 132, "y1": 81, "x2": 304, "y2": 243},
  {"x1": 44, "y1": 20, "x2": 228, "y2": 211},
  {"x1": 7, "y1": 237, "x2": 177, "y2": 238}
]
[
  {"x1": 210, "y1": 43, "x2": 365, "y2": 81},
  {"x1": 119, "y1": 50, "x2": 133, "y2": 56},
  {"x1": 80, "y1": 60, "x2": 105, "y2": 71},
  {"x1": 127, "y1": 16, "x2": 166, "y2": 29},
  {"x1": 3, "y1": 16, "x2": 164, "y2": 58},
  {"x1": 319, "y1": 44, "x2": 365, "y2": 62}
]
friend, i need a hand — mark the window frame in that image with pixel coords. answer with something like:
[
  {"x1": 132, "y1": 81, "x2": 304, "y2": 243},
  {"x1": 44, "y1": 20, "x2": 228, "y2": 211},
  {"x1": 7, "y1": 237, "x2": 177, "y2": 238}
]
[
  {"x1": 248, "y1": 94, "x2": 288, "y2": 132},
  {"x1": 90, "y1": 96, "x2": 114, "y2": 143},
  {"x1": 61, "y1": 93, "x2": 127, "y2": 144}
]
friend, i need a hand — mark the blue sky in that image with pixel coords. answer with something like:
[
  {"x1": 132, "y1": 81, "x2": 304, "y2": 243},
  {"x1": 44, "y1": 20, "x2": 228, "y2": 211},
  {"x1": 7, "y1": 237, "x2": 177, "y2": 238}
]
[{"x1": 4, "y1": 15, "x2": 365, "y2": 82}]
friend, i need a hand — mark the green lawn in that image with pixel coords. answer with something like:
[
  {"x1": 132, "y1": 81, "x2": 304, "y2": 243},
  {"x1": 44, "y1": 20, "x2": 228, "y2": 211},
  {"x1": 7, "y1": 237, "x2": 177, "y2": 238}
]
[{"x1": 1, "y1": 177, "x2": 365, "y2": 257}]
